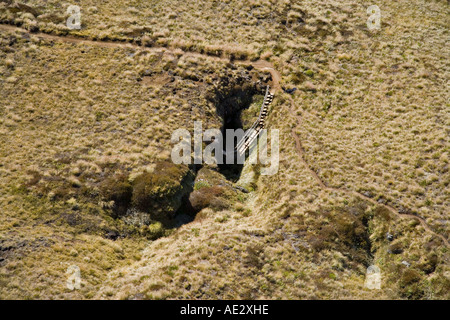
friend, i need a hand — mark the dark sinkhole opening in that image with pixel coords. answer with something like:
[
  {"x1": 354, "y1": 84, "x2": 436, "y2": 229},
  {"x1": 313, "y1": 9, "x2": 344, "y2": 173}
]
[
  {"x1": 172, "y1": 80, "x2": 269, "y2": 225},
  {"x1": 94, "y1": 75, "x2": 272, "y2": 239},
  {"x1": 211, "y1": 82, "x2": 265, "y2": 182}
]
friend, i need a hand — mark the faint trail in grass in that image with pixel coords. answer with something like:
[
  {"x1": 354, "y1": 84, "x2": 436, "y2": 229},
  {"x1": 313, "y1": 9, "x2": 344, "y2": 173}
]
[
  {"x1": 258, "y1": 62, "x2": 449, "y2": 246},
  {"x1": 1, "y1": 22, "x2": 447, "y2": 247},
  {"x1": 285, "y1": 95, "x2": 449, "y2": 247}
]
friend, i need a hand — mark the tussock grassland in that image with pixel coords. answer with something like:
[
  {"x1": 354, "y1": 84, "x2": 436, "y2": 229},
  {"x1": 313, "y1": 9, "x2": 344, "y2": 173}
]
[
  {"x1": 0, "y1": 27, "x2": 267, "y2": 298},
  {"x1": 1, "y1": 0, "x2": 449, "y2": 299}
]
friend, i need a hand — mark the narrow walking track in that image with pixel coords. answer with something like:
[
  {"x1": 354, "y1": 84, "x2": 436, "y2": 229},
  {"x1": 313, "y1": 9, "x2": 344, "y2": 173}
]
[
  {"x1": 1, "y1": 23, "x2": 447, "y2": 247},
  {"x1": 286, "y1": 97, "x2": 449, "y2": 247},
  {"x1": 257, "y1": 65, "x2": 449, "y2": 247}
]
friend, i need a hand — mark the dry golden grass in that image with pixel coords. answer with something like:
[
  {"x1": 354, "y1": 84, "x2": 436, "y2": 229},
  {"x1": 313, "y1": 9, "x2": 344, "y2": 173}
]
[{"x1": 1, "y1": 0, "x2": 449, "y2": 300}]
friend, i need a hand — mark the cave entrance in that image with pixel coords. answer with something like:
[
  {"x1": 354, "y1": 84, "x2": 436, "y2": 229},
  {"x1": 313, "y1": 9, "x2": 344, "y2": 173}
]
[{"x1": 213, "y1": 84, "x2": 259, "y2": 182}]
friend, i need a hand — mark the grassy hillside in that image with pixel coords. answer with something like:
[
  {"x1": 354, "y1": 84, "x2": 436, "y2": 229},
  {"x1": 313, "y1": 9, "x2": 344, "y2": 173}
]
[{"x1": 0, "y1": 0, "x2": 448, "y2": 299}]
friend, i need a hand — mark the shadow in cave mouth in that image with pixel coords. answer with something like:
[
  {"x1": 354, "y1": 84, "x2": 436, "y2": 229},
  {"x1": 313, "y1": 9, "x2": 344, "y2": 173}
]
[
  {"x1": 213, "y1": 84, "x2": 258, "y2": 182},
  {"x1": 168, "y1": 81, "x2": 266, "y2": 227}
]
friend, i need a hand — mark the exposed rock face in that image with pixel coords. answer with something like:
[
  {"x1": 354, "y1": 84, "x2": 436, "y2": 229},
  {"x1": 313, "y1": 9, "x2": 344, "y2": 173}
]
[{"x1": 206, "y1": 70, "x2": 270, "y2": 125}]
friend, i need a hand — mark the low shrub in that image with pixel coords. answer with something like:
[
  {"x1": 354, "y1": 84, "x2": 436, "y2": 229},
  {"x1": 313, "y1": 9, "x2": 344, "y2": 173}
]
[{"x1": 131, "y1": 161, "x2": 193, "y2": 223}]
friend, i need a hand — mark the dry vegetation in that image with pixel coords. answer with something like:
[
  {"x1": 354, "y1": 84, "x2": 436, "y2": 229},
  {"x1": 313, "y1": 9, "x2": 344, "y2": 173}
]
[{"x1": 0, "y1": 0, "x2": 449, "y2": 299}]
